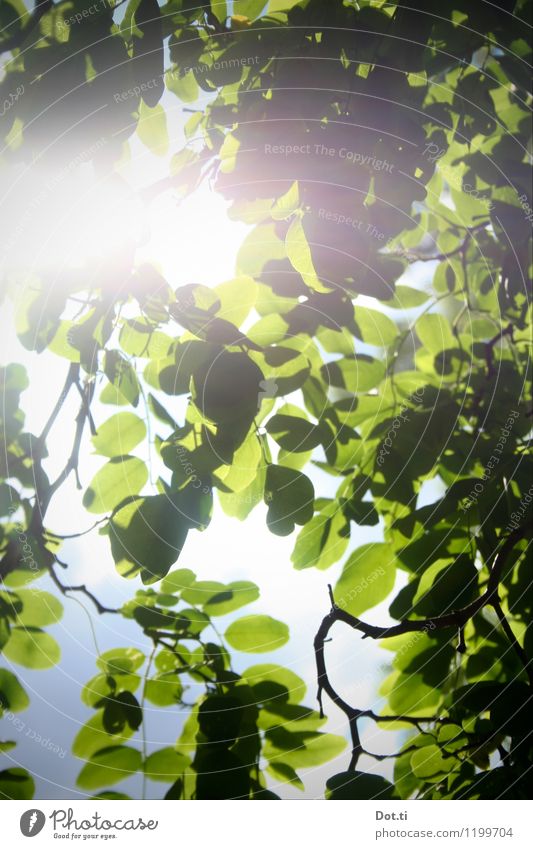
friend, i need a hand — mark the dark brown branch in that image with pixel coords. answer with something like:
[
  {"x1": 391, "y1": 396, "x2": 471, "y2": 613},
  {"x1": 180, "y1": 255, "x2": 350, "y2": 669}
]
[
  {"x1": 314, "y1": 585, "x2": 363, "y2": 770},
  {"x1": 153, "y1": 638, "x2": 214, "y2": 684},
  {"x1": 359, "y1": 710, "x2": 450, "y2": 727},
  {"x1": 49, "y1": 564, "x2": 118, "y2": 615},
  {"x1": 313, "y1": 528, "x2": 527, "y2": 768},
  {"x1": 486, "y1": 527, "x2": 526, "y2": 595},
  {"x1": 328, "y1": 527, "x2": 525, "y2": 642},
  {"x1": 38, "y1": 363, "x2": 79, "y2": 444},
  {"x1": 364, "y1": 726, "x2": 502, "y2": 764},
  {"x1": 485, "y1": 324, "x2": 514, "y2": 377},
  {"x1": 44, "y1": 516, "x2": 110, "y2": 540},
  {"x1": 492, "y1": 598, "x2": 533, "y2": 687},
  {"x1": 47, "y1": 378, "x2": 96, "y2": 502},
  {"x1": 391, "y1": 223, "x2": 488, "y2": 263},
  {"x1": 362, "y1": 743, "x2": 421, "y2": 762},
  {"x1": 74, "y1": 377, "x2": 97, "y2": 436}
]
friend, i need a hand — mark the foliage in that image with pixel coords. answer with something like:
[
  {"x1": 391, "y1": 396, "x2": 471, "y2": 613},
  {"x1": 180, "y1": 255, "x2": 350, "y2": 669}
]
[{"x1": 0, "y1": 0, "x2": 532, "y2": 800}]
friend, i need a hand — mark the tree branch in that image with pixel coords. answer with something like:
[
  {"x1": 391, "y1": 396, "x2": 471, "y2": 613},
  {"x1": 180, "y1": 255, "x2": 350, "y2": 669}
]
[
  {"x1": 38, "y1": 363, "x2": 79, "y2": 444},
  {"x1": 314, "y1": 600, "x2": 363, "y2": 770},
  {"x1": 327, "y1": 527, "x2": 525, "y2": 643},
  {"x1": 47, "y1": 377, "x2": 96, "y2": 502},
  {"x1": 359, "y1": 709, "x2": 451, "y2": 727},
  {"x1": 153, "y1": 637, "x2": 214, "y2": 684},
  {"x1": 313, "y1": 528, "x2": 527, "y2": 769},
  {"x1": 49, "y1": 564, "x2": 118, "y2": 615},
  {"x1": 492, "y1": 598, "x2": 533, "y2": 687},
  {"x1": 391, "y1": 223, "x2": 488, "y2": 263},
  {"x1": 485, "y1": 324, "x2": 514, "y2": 377},
  {"x1": 74, "y1": 376, "x2": 97, "y2": 436},
  {"x1": 44, "y1": 516, "x2": 110, "y2": 540}
]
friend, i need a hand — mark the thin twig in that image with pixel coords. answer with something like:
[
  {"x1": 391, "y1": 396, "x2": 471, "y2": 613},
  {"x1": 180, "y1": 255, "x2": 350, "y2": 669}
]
[
  {"x1": 48, "y1": 378, "x2": 96, "y2": 499},
  {"x1": 492, "y1": 598, "x2": 533, "y2": 687},
  {"x1": 485, "y1": 324, "x2": 514, "y2": 377},
  {"x1": 38, "y1": 363, "x2": 79, "y2": 444},
  {"x1": 49, "y1": 564, "x2": 118, "y2": 615},
  {"x1": 44, "y1": 516, "x2": 110, "y2": 540}
]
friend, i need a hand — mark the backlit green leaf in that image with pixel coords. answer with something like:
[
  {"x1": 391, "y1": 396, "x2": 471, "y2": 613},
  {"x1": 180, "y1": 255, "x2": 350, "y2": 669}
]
[{"x1": 225, "y1": 615, "x2": 289, "y2": 653}]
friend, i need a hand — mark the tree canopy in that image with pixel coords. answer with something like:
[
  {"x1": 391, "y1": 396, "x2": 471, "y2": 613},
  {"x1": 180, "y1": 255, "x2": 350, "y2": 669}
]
[{"x1": 0, "y1": 0, "x2": 532, "y2": 801}]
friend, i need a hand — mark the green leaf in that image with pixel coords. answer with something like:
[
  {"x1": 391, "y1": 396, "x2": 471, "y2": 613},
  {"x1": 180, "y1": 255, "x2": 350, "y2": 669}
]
[
  {"x1": 73, "y1": 712, "x2": 134, "y2": 760},
  {"x1": 48, "y1": 321, "x2": 81, "y2": 361},
  {"x1": 3, "y1": 627, "x2": 60, "y2": 669},
  {"x1": 354, "y1": 307, "x2": 397, "y2": 346},
  {"x1": 82, "y1": 674, "x2": 140, "y2": 708},
  {"x1": 225, "y1": 615, "x2": 289, "y2": 653},
  {"x1": 234, "y1": 0, "x2": 265, "y2": 19},
  {"x1": 109, "y1": 494, "x2": 190, "y2": 584},
  {"x1": 0, "y1": 669, "x2": 29, "y2": 713},
  {"x1": 410, "y1": 745, "x2": 456, "y2": 781},
  {"x1": 166, "y1": 69, "x2": 199, "y2": 103},
  {"x1": 181, "y1": 580, "x2": 260, "y2": 616},
  {"x1": 160, "y1": 568, "x2": 196, "y2": 594},
  {"x1": 93, "y1": 792, "x2": 132, "y2": 800},
  {"x1": 322, "y1": 356, "x2": 386, "y2": 392},
  {"x1": 387, "y1": 286, "x2": 431, "y2": 309},
  {"x1": 214, "y1": 276, "x2": 258, "y2": 327},
  {"x1": 218, "y1": 461, "x2": 267, "y2": 520},
  {"x1": 102, "y1": 692, "x2": 143, "y2": 733},
  {"x1": 137, "y1": 102, "x2": 169, "y2": 156},
  {"x1": 260, "y1": 348, "x2": 310, "y2": 395},
  {"x1": 145, "y1": 341, "x2": 217, "y2": 396},
  {"x1": 266, "y1": 761, "x2": 304, "y2": 790},
  {"x1": 326, "y1": 771, "x2": 395, "y2": 800},
  {"x1": 13, "y1": 589, "x2": 63, "y2": 627},
  {"x1": 198, "y1": 693, "x2": 246, "y2": 746},
  {"x1": 160, "y1": 569, "x2": 196, "y2": 594},
  {"x1": 104, "y1": 351, "x2": 140, "y2": 406},
  {"x1": 242, "y1": 664, "x2": 306, "y2": 705},
  {"x1": 413, "y1": 555, "x2": 478, "y2": 616},
  {"x1": 191, "y1": 350, "x2": 264, "y2": 425},
  {"x1": 286, "y1": 217, "x2": 328, "y2": 292},
  {"x1": 119, "y1": 321, "x2": 172, "y2": 359},
  {"x1": 97, "y1": 648, "x2": 145, "y2": 676},
  {"x1": 100, "y1": 382, "x2": 130, "y2": 407},
  {"x1": 148, "y1": 394, "x2": 178, "y2": 429},
  {"x1": 0, "y1": 768, "x2": 35, "y2": 800},
  {"x1": 384, "y1": 670, "x2": 442, "y2": 716},
  {"x1": 334, "y1": 544, "x2": 396, "y2": 617},
  {"x1": 416, "y1": 313, "x2": 455, "y2": 353},
  {"x1": 291, "y1": 506, "x2": 349, "y2": 571},
  {"x1": 265, "y1": 465, "x2": 314, "y2": 536},
  {"x1": 266, "y1": 414, "x2": 322, "y2": 453},
  {"x1": 258, "y1": 702, "x2": 325, "y2": 732},
  {"x1": 77, "y1": 746, "x2": 143, "y2": 790},
  {"x1": 83, "y1": 456, "x2": 148, "y2": 514},
  {"x1": 394, "y1": 749, "x2": 421, "y2": 799},
  {"x1": 264, "y1": 729, "x2": 346, "y2": 768},
  {"x1": 92, "y1": 413, "x2": 147, "y2": 457},
  {"x1": 144, "y1": 673, "x2": 183, "y2": 706},
  {"x1": 144, "y1": 748, "x2": 190, "y2": 782},
  {"x1": 217, "y1": 434, "x2": 262, "y2": 493}
]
